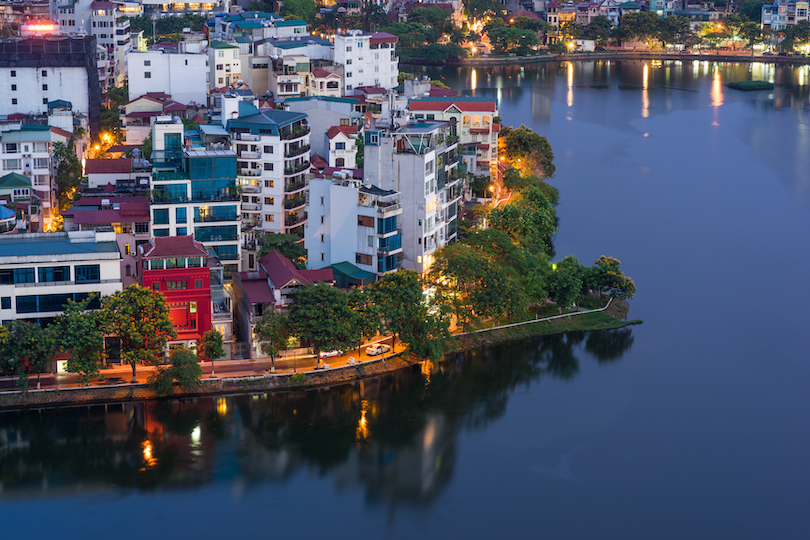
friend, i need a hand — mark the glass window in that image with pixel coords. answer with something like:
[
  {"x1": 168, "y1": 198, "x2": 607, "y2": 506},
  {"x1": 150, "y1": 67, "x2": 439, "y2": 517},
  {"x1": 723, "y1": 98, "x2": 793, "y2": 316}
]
[
  {"x1": 135, "y1": 222, "x2": 149, "y2": 234},
  {"x1": 13, "y1": 268, "x2": 35, "y2": 284},
  {"x1": 177, "y1": 227, "x2": 187, "y2": 236},
  {"x1": 75, "y1": 265, "x2": 100, "y2": 284},
  {"x1": 196, "y1": 280, "x2": 203, "y2": 288},
  {"x1": 38, "y1": 266, "x2": 70, "y2": 283},
  {"x1": 153, "y1": 228, "x2": 169, "y2": 237},
  {"x1": 153, "y1": 208, "x2": 169, "y2": 225},
  {"x1": 1, "y1": 297, "x2": 10, "y2": 310},
  {"x1": 152, "y1": 282, "x2": 160, "y2": 290},
  {"x1": 176, "y1": 207, "x2": 187, "y2": 224}
]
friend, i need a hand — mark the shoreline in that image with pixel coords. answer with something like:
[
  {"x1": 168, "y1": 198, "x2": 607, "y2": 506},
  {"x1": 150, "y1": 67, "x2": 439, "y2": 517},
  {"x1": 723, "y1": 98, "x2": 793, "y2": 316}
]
[
  {"x1": 401, "y1": 51, "x2": 810, "y2": 68},
  {"x1": 0, "y1": 301, "x2": 640, "y2": 410}
]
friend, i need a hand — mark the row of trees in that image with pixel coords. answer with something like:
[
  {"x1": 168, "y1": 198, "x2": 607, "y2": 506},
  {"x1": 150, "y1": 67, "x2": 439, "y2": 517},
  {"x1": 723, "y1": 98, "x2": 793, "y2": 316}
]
[
  {"x1": 0, "y1": 286, "x2": 225, "y2": 391},
  {"x1": 256, "y1": 270, "x2": 451, "y2": 370}
]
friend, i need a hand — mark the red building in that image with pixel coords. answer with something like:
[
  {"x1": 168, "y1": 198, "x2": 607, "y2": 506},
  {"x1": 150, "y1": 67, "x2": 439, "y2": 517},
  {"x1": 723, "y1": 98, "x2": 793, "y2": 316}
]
[{"x1": 137, "y1": 236, "x2": 212, "y2": 348}]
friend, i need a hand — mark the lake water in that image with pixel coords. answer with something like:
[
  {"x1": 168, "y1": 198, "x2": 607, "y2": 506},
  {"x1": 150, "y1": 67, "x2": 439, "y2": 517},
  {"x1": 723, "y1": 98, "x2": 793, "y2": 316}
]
[{"x1": 2, "y1": 60, "x2": 810, "y2": 538}]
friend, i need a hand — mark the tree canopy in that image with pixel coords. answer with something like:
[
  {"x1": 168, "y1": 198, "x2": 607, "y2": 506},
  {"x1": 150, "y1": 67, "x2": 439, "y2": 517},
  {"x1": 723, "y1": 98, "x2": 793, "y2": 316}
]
[{"x1": 257, "y1": 233, "x2": 308, "y2": 268}]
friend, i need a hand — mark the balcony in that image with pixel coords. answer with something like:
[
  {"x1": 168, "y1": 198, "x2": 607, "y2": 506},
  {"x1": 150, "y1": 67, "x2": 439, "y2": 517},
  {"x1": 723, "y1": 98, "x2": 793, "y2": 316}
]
[
  {"x1": 280, "y1": 125, "x2": 310, "y2": 140},
  {"x1": 284, "y1": 161, "x2": 310, "y2": 176},
  {"x1": 377, "y1": 202, "x2": 401, "y2": 216},
  {"x1": 283, "y1": 194, "x2": 306, "y2": 210},
  {"x1": 242, "y1": 202, "x2": 261, "y2": 212},
  {"x1": 238, "y1": 150, "x2": 260, "y2": 159},
  {"x1": 241, "y1": 185, "x2": 260, "y2": 194},
  {"x1": 285, "y1": 144, "x2": 309, "y2": 158},
  {"x1": 285, "y1": 179, "x2": 307, "y2": 193},
  {"x1": 239, "y1": 168, "x2": 261, "y2": 177},
  {"x1": 239, "y1": 133, "x2": 260, "y2": 142},
  {"x1": 285, "y1": 212, "x2": 307, "y2": 227}
]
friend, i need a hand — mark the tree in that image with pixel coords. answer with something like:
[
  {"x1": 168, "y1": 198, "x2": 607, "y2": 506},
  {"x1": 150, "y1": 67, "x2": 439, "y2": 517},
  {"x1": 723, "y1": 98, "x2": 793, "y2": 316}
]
[
  {"x1": 740, "y1": 0, "x2": 764, "y2": 23},
  {"x1": 466, "y1": 0, "x2": 506, "y2": 20},
  {"x1": 198, "y1": 329, "x2": 225, "y2": 377},
  {"x1": 618, "y1": 11, "x2": 660, "y2": 45},
  {"x1": 53, "y1": 141, "x2": 83, "y2": 211},
  {"x1": 257, "y1": 233, "x2": 308, "y2": 268},
  {"x1": 547, "y1": 256, "x2": 583, "y2": 313},
  {"x1": 255, "y1": 310, "x2": 291, "y2": 370},
  {"x1": 739, "y1": 21, "x2": 762, "y2": 53},
  {"x1": 488, "y1": 26, "x2": 539, "y2": 53},
  {"x1": 488, "y1": 185, "x2": 557, "y2": 254},
  {"x1": 408, "y1": 6, "x2": 453, "y2": 34},
  {"x1": 560, "y1": 21, "x2": 585, "y2": 41},
  {"x1": 657, "y1": 16, "x2": 693, "y2": 49},
  {"x1": 348, "y1": 288, "x2": 382, "y2": 361},
  {"x1": 101, "y1": 285, "x2": 177, "y2": 383},
  {"x1": 501, "y1": 125, "x2": 556, "y2": 178},
  {"x1": 280, "y1": 0, "x2": 317, "y2": 23},
  {"x1": 58, "y1": 295, "x2": 104, "y2": 386},
  {"x1": 1, "y1": 321, "x2": 59, "y2": 390},
  {"x1": 593, "y1": 256, "x2": 636, "y2": 300},
  {"x1": 585, "y1": 15, "x2": 612, "y2": 46},
  {"x1": 149, "y1": 346, "x2": 203, "y2": 397},
  {"x1": 287, "y1": 283, "x2": 355, "y2": 368}
]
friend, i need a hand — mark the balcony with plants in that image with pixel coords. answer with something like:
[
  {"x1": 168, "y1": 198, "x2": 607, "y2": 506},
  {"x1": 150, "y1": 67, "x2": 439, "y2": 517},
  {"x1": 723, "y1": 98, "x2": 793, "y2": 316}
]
[
  {"x1": 285, "y1": 176, "x2": 307, "y2": 194},
  {"x1": 285, "y1": 144, "x2": 310, "y2": 158},
  {"x1": 284, "y1": 160, "x2": 310, "y2": 176},
  {"x1": 280, "y1": 122, "x2": 310, "y2": 141},
  {"x1": 284, "y1": 211, "x2": 307, "y2": 227},
  {"x1": 283, "y1": 193, "x2": 306, "y2": 211}
]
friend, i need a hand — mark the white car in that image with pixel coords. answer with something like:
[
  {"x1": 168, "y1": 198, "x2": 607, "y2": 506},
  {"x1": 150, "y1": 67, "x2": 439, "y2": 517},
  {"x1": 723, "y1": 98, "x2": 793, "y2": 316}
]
[
  {"x1": 365, "y1": 344, "x2": 391, "y2": 356},
  {"x1": 319, "y1": 349, "x2": 342, "y2": 359}
]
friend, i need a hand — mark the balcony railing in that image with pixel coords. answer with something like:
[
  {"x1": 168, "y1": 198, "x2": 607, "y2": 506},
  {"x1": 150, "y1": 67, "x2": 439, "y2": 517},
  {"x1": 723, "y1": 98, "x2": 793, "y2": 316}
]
[
  {"x1": 285, "y1": 179, "x2": 307, "y2": 193},
  {"x1": 377, "y1": 202, "x2": 401, "y2": 215},
  {"x1": 241, "y1": 185, "x2": 260, "y2": 193},
  {"x1": 242, "y1": 203, "x2": 261, "y2": 211},
  {"x1": 284, "y1": 161, "x2": 310, "y2": 175},
  {"x1": 238, "y1": 150, "x2": 260, "y2": 159},
  {"x1": 283, "y1": 195, "x2": 306, "y2": 210},
  {"x1": 284, "y1": 212, "x2": 307, "y2": 227},
  {"x1": 280, "y1": 125, "x2": 310, "y2": 140},
  {"x1": 238, "y1": 133, "x2": 260, "y2": 141},
  {"x1": 239, "y1": 168, "x2": 261, "y2": 177},
  {"x1": 285, "y1": 144, "x2": 309, "y2": 158}
]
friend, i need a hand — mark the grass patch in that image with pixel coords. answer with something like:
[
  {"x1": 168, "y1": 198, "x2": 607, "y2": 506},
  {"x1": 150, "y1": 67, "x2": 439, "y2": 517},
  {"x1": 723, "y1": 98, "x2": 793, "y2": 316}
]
[{"x1": 728, "y1": 80, "x2": 774, "y2": 91}]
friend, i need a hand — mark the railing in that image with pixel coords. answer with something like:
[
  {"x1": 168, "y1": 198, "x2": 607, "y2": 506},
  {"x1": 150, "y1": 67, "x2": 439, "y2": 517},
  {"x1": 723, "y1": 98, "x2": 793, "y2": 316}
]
[
  {"x1": 285, "y1": 144, "x2": 309, "y2": 158},
  {"x1": 284, "y1": 161, "x2": 310, "y2": 175},
  {"x1": 284, "y1": 212, "x2": 307, "y2": 227},
  {"x1": 15, "y1": 278, "x2": 120, "y2": 289},
  {"x1": 238, "y1": 151, "x2": 260, "y2": 159},
  {"x1": 377, "y1": 202, "x2": 401, "y2": 215},
  {"x1": 242, "y1": 203, "x2": 261, "y2": 211},
  {"x1": 239, "y1": 168, "x2": 261, "y2": 176},
  {"x1": 195, "y1": 214, "x2": 238, "y2": 223},
  {"x1": 280, "y1": 125, "x2": 310, "y2": 140},
  {"x1": 285, "y1": 180, "x2": 307, "y2": 193},
  {"x1": 283, "y1": 196, "x2": 306, "y2": 210},
  {"x1": 239, "y1": 133, "x2": 260, "y2": 142},
  {"x1": 241, "y1": 185, "x2": 260, "y2": 193}
]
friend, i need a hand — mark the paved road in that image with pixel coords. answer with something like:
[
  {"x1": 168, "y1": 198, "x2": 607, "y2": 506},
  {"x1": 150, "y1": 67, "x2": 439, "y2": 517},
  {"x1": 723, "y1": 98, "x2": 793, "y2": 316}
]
[{"x1": 0, "y1": 337, "x2": 401, "y2": 392}]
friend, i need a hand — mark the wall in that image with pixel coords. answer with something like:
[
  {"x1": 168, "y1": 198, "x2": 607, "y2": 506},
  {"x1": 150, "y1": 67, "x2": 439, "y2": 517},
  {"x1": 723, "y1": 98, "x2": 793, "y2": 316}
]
[{"x1": 128, "y1": 51, "x2": 208, "y2": 105}]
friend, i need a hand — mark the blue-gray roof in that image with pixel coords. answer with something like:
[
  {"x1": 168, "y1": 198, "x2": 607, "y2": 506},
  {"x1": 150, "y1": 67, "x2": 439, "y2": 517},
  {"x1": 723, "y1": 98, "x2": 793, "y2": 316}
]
[
  {"x1": 227, "y1": 109, "x2": 308, "y2": 135},
  {"x1": 0, "y1": 232, "x2": 120, "y2": 259}
]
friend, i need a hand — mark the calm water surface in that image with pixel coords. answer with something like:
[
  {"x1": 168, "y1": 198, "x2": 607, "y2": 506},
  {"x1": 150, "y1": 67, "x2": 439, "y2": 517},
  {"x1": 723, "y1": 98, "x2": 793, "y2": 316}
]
[{"x1": 2, "y1": 61, "x2": 810, "y2": 538}]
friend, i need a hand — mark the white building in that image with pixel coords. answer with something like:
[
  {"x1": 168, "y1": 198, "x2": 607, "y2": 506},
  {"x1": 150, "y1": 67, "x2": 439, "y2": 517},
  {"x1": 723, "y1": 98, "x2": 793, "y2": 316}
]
[
  {"x1": 209, "y1": 40, "x2": 242, "y2": 88},
  {"x1": 325, "y1": 126, "x2": 358, "y2": 169},
  {"x1": 363, "y1": 120, "x2": 462, "y2": 274},
  {"x1": 333, "y1": 30, "x2": 399, "y2": 95},
  {"x1": 305, "y1": 173, "x2": 402, "y2": 274},
  {"x1": 0, "y1": 229, "x2": 122, "y2": 326},
  {"x1": 284, "y1": 96, "x2": 357, "y2": 158},
  {"x1": 127, "y1": 50, "x2": 208, "y2": 105}
]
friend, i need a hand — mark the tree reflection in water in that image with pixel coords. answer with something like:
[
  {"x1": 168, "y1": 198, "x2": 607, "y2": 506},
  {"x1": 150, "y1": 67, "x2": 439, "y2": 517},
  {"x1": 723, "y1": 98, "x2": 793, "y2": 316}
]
[{"x1": 0, "y1": 328, "x2": 636, "y2": 505}]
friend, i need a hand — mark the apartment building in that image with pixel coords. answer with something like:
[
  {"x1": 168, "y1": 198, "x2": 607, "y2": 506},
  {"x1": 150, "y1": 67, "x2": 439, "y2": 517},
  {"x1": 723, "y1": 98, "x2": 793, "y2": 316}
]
[
  {"x1": 284, "y1": 95, "x2": 357, "y2": 157},
  {"x1": 409, "y1": 97, "x2": 499, "y2": 178},
  {"x1": 127, "y1": 49, "x2": 208, "y2": 106},
  {"x1": 0, "y1": 36, "x2": 101, "y2": 136},
  {"x1": 762, "y1": 0, "x2": 809, "y2": 31},
  {"x1": 306, "y1": 173, "x2": 403, "y2": 275},
  {"x1": 333, "y1": 30, "x2": 399, "y2": 95},
  {"x1": 363, "y1": 120, "x2": 462, "y2": 273},
  {"x1": 217, "y1": 94, "x2": 311, "y2": 240},
  {"x1": 209, "y1": 41, "x2": 242, "y2": 88},
  {"x1": 325, "y1": 126, "x2": 358, "y2": 169},
  {"x1": 150, "y1": 117, "x2": 242, "y2": 276},
  {"x1": 0, "y1": 230, "x2": 122, "y2": 326}
]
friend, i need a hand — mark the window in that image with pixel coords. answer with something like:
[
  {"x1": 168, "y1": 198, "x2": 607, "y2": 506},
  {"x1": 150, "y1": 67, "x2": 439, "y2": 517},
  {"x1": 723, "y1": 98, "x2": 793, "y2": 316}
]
[
  {"x1": 42, "y1": 84, "x2": 48, "y2": 91},
  {"x1": 10, "y1": 70, "x2": 15, "y2": 77},
  {"x1": 144, "y1": 60, "x2": 151, "y2": 66},
  {"x1": 321, "y1": 253, "x2": 324, "y2": 261},
  {"x1": 135, "y1": 222, "x2": 149, "y2": 234},
  {"x1": 176, "y1": 207, "x2": 187, "y2": 224},
  {"x1": 166, "y1": 281, "x2": 188, "y2": 290},
  {"x1": 265, "y1": 180, "x2": 274, "y2": 188},
  {"x1": 264, "y1": 145, "x2": 274, "y2": 154},
  {"x1": 4, "y1": 143, "x2": 18, "y2": 154},
  {"x1": 368, "y1": 235, "x2": 373, "y2": 247},
  {"x1": 346, "y1": 72, "x2": 352, "y2": 78},
  {"x1": 153, "y1": 228, "x2": 169, "y2": 237},
  {"x1": 264, "y1": 162, "x2": 273, "y2": 171},
  {"x1": 43, "y1": 98, "x2": 48, "y2": 105},
  {"x1": 320, "y1": 216, "x2": 324, "y2": 224},
  {"x1": 41, "y1": 70, "x2": 47, "y2": 77},
  {"x1": 125, "y1": 265, "x2": 131, "y2": 277},
  {"x1": 346, "y1": 59, "x2": 352, "y2": 65},
  {"x1": 125, "y1": 243, "x2": 131, "y2": 255},
  {"x1": 216, "y1": 64, "x2": 223, "y2": 70},
  {"x1": 152, "y1": 282, "x2": 160, "y2": 290},
  {"x1": 0, "y1": 297, "x2": 10, "y2": 310},
  {"x1": 75, "y1": 265, "x2": 100, "y2": 284},
  {"x1": 153, "y1": 208, "x2": 169, "y2": 225},
  {"x1": 11, "y1": 99, "x2": 17, "y2": 105},
  {"x1": 12, "y1": 268, "x2": 35, "y2": 284},
  {"x1": 264, "y1": 197, "x2": 274, "y2": 205},
  {"x1": 356, "y1": 253, "x2": 373, "y2": 265},
  {"x1": 346, "y1": 46, "x2": 352, "y2": 52},
  {"x1": 38, "y1": 266, "x2": 70, "y2": 283},
  {"x1": 177, "y1": 227, "x2": 187, "y2": 236},
  {"x1": 321, "y1": 234, "x2": 324, "y2": 242},
  {"x1": 347, "y1": 85, "x2": 352, "y2": 91},
  {"x1": 335, "y1": 158, "x2": 345, "y2": 167},
  {"x1": 358, "y1": 215, "x2": 374, "y2": 227},
  {"x1": 196, "y1": 280, "x2": 203, "y2": 288},
  {"x1": 10, "y1": 84, "x2": 15, "y2": 91},
  {"x1": 185, "y1": 59, "x2": 188, "y2": 65},
  {"x1": 3, "y1": 159, "x2": 20, "y2": 170},
  {"x1": 144, "y1": 72, "x2": 151, "y2": 78},
  {"x1": 218, "y1": 78, "x2": 223, "y2": 84},
  {"x1": 264, "y1": 214, "x2": 274, "y2": 222},
  {"x1": 34, "y1": 158, "x2": 49, "y2": 169},
  {"x1": 335, "y1": 142, "x2": 345, "y2": 150}
]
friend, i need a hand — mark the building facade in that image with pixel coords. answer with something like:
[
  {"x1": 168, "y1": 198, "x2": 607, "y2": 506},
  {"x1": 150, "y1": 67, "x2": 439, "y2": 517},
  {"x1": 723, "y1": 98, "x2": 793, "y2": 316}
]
[{"x1": 333, "y1": 30, "x2": 399, "y2": 95}]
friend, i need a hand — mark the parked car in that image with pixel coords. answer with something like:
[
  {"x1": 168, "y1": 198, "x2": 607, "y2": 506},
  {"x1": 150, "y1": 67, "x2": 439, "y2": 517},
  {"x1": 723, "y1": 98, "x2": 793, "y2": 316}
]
[
  {"x1": 319, "y1": 349, "x2": 343, "y2": 359},
  {"x1": 778, "y1": 51, "x2": 789, "y2": 56},
  {"x1": 596, "y1": 46, "x2": 607, "y2": 52},
  {"x1": 365, "y1": 344, "x2": 391, "y2": 356}
]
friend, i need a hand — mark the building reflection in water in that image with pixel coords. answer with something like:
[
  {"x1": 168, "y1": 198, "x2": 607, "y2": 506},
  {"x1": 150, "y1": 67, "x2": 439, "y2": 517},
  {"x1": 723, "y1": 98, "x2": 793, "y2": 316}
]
[{"x1": 0, "y1": 329, "x2": 637, "y2": 506}]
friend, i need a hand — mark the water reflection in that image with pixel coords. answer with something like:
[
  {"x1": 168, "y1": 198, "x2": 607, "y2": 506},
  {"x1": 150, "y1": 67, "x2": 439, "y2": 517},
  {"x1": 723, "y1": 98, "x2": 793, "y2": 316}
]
[{"x1": 0, "y1": 328, "x2": 635, "y2": 504}]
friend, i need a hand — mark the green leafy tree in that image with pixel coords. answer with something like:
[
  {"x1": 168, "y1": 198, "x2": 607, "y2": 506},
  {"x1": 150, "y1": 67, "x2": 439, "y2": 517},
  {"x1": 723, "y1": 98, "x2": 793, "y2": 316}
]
[
  {"x1": 488, "y1": 185, "x2": 558, "y2": 254},
  {"x1": 1, "y1": 321, "x2": 59, "y2": 390},
  {"x1": 101, "y1": 285, "x2": 177, "y2": 383},
  {"x1": 255, "y1": 310, "x2": 291, "y2": 370},
  {"x1": 53, "y1": 141, "x2": 83, "y2": 211},
  {"x1": 58, "y1": 295, "x2": 104, "y2": 386},
  {"x1": 348, "y1": 288, "x2": 383, "y2": 361},
  {"x1": 257, "y1": 233, "x2": 308, "y2": 268},
  {"x1": 488, "y1": 26, "x2": 539, "y2": 53},
  {"x1": 466, "y1": 0, "x2": 506, "y2": 19},
  {"x1": 547, "y1": 255, "x2": 583, "y2": 313},
  {"x1": 656, "y1": 15, "x2": 693, "y2": 49},
  {"x1": 740, "y1": 0, "x2": 764, "y2": 23},
  {"x1": 619, "y1": 11, "x2": 660, "y2": 45},
  {"x1": 560, "y1": 21, "x2": 585, "y2": 41},
  {"x1": 149, "y1": 346, "x2": 203, "y2": 397},
  {"x1": 501, "y1": 125, "x2": 556, "y2": 178},
  {"x1": 584, "y1": 15, "x2": 612, "y2": 46},
  {"x1": 739, "y1": 20, "x2": 763, "y2": 52},
  {"x1": 364, "y1": 1, "x2": 388, "y2": 32},
  {"x1": 198, "y1": 329, "x2": 225, "y2": 377},
  {"x1": 593, "y1": 256, "x2": 636, "y2": 300},
  {"x1": 408, "y1": 6, "x2": 453, "y2": 34},
  {"x1": 281, "y1": 0, "x2": 317, "y2": 23},
  {"x1": 287, "y1": 283, "x2": 355, "y2": 368}
]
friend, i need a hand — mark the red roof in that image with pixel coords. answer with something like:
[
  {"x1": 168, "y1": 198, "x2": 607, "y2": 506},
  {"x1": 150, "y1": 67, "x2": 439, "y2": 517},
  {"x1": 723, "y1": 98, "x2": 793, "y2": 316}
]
[
  {"x1": 142, "y1": 235, "x2": 209, "y2": 258},
  {"x1": 356, "y1": 86, "x2": 387, "y2": 95},
  {"x1": 125, "y1": 111, "x2": 161, "y2": 118},
  {"x1": 85, "y1": 159, "x2": 132, "y2": 174},
  {"x1": 8, "y1": 113, "x2": 27, "y2": 120},
  {"x1": 63, "y1": 197, "x2": 150, "y2": 224},
  {"x1": 409, "y1": 99, "x2": 497, "y2": 113},
  {"x1": 492, "y1": 123, "x2": 501, "y2": 133},
  {"x1": 310, "y1": 153, "x2": 329, "y2": 169},
  {"x1": 191, "y1": 114, "x2": 205, "y2": 124},
  {"x1": 106, "y1": 144, "x2": 140, "y2": 153},
  {"x1": 237, "y1": 272, "x2": 276, "y2": 305},
  {"x1": 50, "y1": 126, "x2": 72, "y2": 138},
  {"x1": 478, "y1": 144, "x2": 490, "y2": 149},
  {"x1": 259, "y1": 251, "x2": 334, "y2": 289},
  {"x1": 510, "y1": 10, "x2": 542, "y2": 21},
  {"x1": 469, "y1": 128, "x2": 491, "y2": 133},
  {"x1": 370, "y1": 32, "x2": 398, "y2": 44},
  {"x1": 124, "y1": 95, "x2": 164, "y2": 106},
  {"x1": 429, "y1": 87, "x2": 458, "y2": 97},
  {"x1": 326, "y1": 125, "x2": 358, "y2": 139},
  {"x1": 145, "y1": 92, "x2": 171, "y2": 99},
  {"x1": 320, "y1": 166, "x2": 363, "y2": 179},
  {"x1": 312, "y1": 68, "x2": 340, "y2": 78},
  {"x1": 163, "y1": 101, "x2": 187, "y2": 112}
]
